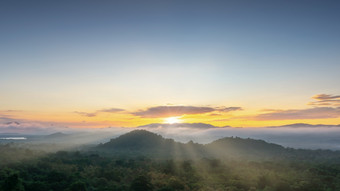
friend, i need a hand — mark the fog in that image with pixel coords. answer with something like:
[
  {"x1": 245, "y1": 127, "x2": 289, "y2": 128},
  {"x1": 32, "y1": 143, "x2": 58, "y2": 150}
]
[
  {"x1": 1, "y1": 123, "x2": 340, "y2": 150},
  {"x1": 135, "y1": 126, "x2": 340, "y2": 150}
]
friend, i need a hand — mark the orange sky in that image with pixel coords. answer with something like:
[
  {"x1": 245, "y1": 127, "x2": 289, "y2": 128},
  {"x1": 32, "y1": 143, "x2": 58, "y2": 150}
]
[{"x1": 2, "y1": 93, "x2": 339, "y2": 129}]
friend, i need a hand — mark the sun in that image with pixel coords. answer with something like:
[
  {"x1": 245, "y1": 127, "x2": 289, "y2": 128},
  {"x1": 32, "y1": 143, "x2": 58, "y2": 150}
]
[{"x1": 164, "y1": 117, "x2": 182, "y2": 124}]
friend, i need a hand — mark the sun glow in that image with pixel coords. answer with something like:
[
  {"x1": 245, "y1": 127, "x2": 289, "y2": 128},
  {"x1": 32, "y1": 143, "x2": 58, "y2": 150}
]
[{"x1": 164, "y1": 117, "x2": 182, "y2": 124}]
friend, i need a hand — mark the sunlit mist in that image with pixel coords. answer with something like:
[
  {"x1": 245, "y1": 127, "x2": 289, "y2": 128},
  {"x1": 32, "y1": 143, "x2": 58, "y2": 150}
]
[{"x1": 163, "y1": 117, "x2": 182, "y2": 124}]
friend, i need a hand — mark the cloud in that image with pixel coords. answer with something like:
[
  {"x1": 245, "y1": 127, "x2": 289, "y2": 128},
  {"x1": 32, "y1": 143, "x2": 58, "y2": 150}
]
[
  {"x1": 309, "y1": 94, "x2": 340, "y2": 106},
  {"x1": 99, "y1": 108, "x2": 125, "y2": 113},
  {"x1": 0, "y1": 117, "x2": 70, "y2": 134},
  {"x1": 132, "y1": 105, "x2": 242, "y2": 118},
  {"x1": 75, "y1": 107, "x2": 125, "y2": 117},
  {"x1": 0, "y1": 114, "x2": 14, "y2": 121},
  {"x1": 268, "y1": 123, "x2": 340, "y2": 128},
  {"x1": 74, "y1": 111, "x2": 97, "y2": 117},
  {"x1": 243, "y1": 94, "x2": 340, "y2": 121},
  {"x1": 0, "y1": 115, "x2": 113, "y2": 134},
  {"x1": 138, "y1": 123, "x2": 219, "y2": 129},
  {"x1": 217, "y1": 107, "x2": 243, "y2": 112},
  {"x1": 75, "y1": 106, "x2": 242, "y2": 118},
  {"x1": 254, "y1": 107, "x2": 340, "y2": 120},
  {"x1": 3, "y1": 110, "x2": 23, "y2": 112},
  {"x1": 209, "y1": 113, "x2": 222, "y2": 116},
  {"x1": 133, "y1": 106, "x2": 213, "y2": 117}
]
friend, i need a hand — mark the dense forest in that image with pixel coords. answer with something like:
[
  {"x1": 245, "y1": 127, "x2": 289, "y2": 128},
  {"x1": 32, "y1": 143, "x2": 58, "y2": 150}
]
[{"x1": 1, "y1": 130, "x2": 340, "y2": 191}]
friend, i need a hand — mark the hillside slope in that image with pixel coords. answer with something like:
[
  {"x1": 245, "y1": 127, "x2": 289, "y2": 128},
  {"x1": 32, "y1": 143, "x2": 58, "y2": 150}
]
[{"x1": 97, "y1": 130, "x2": 340, "y2": 161}]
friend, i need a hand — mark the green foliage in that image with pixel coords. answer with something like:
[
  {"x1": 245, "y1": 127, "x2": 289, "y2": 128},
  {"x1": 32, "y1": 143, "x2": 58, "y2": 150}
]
[
  {"x1": 257, "y1": 175, "x2": 271, "y2": 189},
  {"x1": 130, "y1": 175, "x2": 153, "y2": 191},
  {"x1": 0, "y1": 170, "x2": 24, "y2": 191},
  {"x1": 0, "y1": 150, "x2": 340, "y2": 191},
  {"x1": 1, "y1": 130, "x2": 340, "y2": 191},
  {"x1": 67, "y1": 180, "x2": 87, "y2": 191}
]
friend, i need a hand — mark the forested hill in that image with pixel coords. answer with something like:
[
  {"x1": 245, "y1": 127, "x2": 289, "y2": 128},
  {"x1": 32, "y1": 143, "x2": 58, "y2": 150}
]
[
  {"x1": 98, "y1": 130, "x2": 205, "y2": 158},
  {"x1": 99, "y1": 130, "x2": 171, "y2": 150},
  {"x1": 2, "y1": 130, "x2": 340, "y2": 191},
  {"x1": 206, "y1": 136, "x2": 286, "y2": 159},
  {"x1": 97, "y1": 130, "x2": 340, "y2": 161}
]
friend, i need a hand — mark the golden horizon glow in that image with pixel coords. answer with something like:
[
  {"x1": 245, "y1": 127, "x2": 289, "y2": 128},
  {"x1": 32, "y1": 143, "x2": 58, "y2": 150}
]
[
  {"x1": 163, "y1": 117, "x2": 182, "y2": 124},
  {"x1": 2, "y1": 104, "x2": 340, "y2": 130}
]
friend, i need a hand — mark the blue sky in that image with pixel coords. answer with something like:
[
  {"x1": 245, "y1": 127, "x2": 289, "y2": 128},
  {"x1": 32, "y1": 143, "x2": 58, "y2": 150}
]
[{"x1": 0, "y1": 0, "x2": 340, "y2": 128}]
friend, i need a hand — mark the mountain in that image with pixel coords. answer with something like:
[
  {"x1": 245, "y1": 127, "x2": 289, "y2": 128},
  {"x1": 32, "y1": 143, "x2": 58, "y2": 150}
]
[
  {"x1": 98, "y1": 130, "x2": 205, "y2": 158},
  {"x1": 269, "y1": 123, "x2": 340, "y2": 128},
  {"x1": 97, "y1": 130, "x2": 340, "y2": 161},
  {"x1": 206, "y1": 137, "x2": 286, "y2": 159},
  {"x1": 44, "y1": 132, "x2": 68, "y2": 139},
  {"x1": 100, "y1": 130, "x2": 169, "y2": 150},
  {"x1": 4, "y1": 121, "x2": 20, "y2": 125},
  {"x1": 96, "y1": 130, "x2": 287, "y2": 159}
]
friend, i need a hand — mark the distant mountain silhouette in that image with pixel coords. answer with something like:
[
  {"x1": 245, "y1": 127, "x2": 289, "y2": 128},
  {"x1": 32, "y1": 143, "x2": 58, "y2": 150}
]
[
  {"x1": 270, "y1": 123, "x2": 340, "y2": 128},
  {"x1": 44, "y1": 132, "x2": 68, "y2": 139},
  {"x1": 4, "y1": 121, "x2": 20, "y2": 125},
  {"x1": 206, "y1": 137, "x2": 286, "y2": 159}
]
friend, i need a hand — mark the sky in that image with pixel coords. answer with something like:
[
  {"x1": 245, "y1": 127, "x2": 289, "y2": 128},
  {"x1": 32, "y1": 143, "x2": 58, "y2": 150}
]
[{"x1": 1, "y1": 0, "x2": 340, "y2": 132}]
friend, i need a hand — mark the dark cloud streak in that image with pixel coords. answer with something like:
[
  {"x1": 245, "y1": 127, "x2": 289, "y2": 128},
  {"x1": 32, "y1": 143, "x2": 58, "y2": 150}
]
[
  {"x1": 254, "y1": 107, "x2": 340, "y2": 120},
  {"x1": 309, "y1": 94, "x2": 340, "y2": 106},
  {"x1": 132, "y1": 105, "x2": 242, "y2": 118},
  {"x1": 217, "y1": 107, "x2": 243, "y2": 112},
  {"x1": 75, "y1": 107, "x2": 125, "y2": 117},
  {"x1": 99, "y1": 108, "x2": 125, "y2": 113},
  {"x1": 74, "y1": 111, "x2": 97, "y2": 117},
  {"x1": 138, "y1": 123, "x2": 218, "y2": 129}
]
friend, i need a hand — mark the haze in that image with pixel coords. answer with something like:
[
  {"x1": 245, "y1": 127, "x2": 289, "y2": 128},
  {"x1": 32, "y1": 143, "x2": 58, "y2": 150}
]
[{"x1": 1, "y1": 0, "x2": 340, "y2": 149}]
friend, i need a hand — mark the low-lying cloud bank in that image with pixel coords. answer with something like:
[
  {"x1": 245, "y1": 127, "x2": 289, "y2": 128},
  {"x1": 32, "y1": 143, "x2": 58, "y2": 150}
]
[
  {"x1": 2, "y1": 115, "x2": 340, "y2": 150},
  {"x1": 0, "y1": 120, "x2": 69, "y2": 134},
  {"x1": 136, "y1": 123, "x2": 340, "y2": 150}
]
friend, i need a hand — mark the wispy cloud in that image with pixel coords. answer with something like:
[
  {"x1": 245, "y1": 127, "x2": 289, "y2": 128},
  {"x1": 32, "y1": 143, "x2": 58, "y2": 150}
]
[
  {"x1": 74, "y1": 111, "x2": 97, "y2": 117},
  {"x1": 0, "y1": 114, "x2": 14, "y2": 121},
  {"x1": 254, "y1": 107, "x2": 340, "y2": 120},
  {"x1": 217, "y1": 107, "x2": 243, "y2": 112},
  {"x1": 309, "y1": 94, "x2": 340, "y2": 106},
  {"x1": 99, "y1": 108, "x2": 125, "y2": 113},
  {"x1": 3, "y1": 110, "x2": 24, "y2": 112},
  {"x1": 0, "y1": 115, "x2": 114, "y2": 134},
  {"x1": 75, "y1": 107, "x2": 125, "y2": 117},
  {"x1": 0, "y1": 116, "x2": 70, "y2": 134},
  {"x1": 132, "y1": 105, "x2": 242, "y2": 118},
  {"x1": 138, "y1": 123, "x2": 218, "y2": 129}
]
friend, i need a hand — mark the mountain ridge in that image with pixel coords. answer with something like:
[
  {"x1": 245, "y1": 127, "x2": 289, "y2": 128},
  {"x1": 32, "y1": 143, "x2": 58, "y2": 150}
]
[{"x1": 96, "y1": 130, "x2": 340, "y2": 161}]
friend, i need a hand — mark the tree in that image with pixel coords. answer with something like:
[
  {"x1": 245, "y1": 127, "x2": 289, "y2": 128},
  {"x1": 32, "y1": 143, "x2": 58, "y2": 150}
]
[
  {"x1": 257, "y1": 175, "x2": 270, "y2": 190},
  {"x1": 2, "y1": 172, "x2": 24, "y2": 191},
  {"x1": 67, "y1": 180, "x2": 87, "y2": 191},
  {"x1": 130, "y1": 175, "x2": 153, "y2": 191}
]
